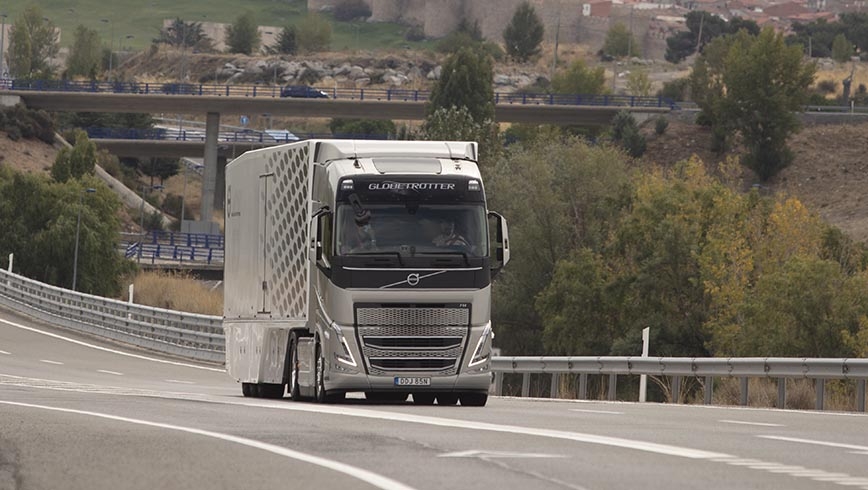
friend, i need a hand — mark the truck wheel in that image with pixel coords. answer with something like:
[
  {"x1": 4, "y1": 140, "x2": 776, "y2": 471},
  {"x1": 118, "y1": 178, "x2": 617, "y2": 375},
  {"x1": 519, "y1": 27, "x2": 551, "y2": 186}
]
[
  {"x1": 413, "y1": 393, "x2": 435, "y2": 405},
  {"x1": 289, "y1": 335, "x2": 301, "y2": 400},
  {"x1": 436, "y1": 393, "x2": 459, "y2": 406},
  {"x1": 259, "y1": 383, "x2": 285, "y2": 399},
  {"x1": 459, "y1": 393, "x2": 488, "y2": 407},
  {"x1": 314, "y1": 343, "x2": 345, "y2": 404},
  {"x1": 242, "y1": 382, "x2": 254, "y2": 397}
]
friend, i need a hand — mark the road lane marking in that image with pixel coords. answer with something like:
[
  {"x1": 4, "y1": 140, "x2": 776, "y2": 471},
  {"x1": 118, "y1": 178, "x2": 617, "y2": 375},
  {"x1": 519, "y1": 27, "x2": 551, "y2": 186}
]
[
  {"x1": 165, "y1": 379, "x2": 195, "y2": 385},
  {"x1": 569, "y1": 409, "x2": 624, "y2": 415},
  {"x1": 0, "y1": 350, "x2": 10, "y2": 355},
  {"x1": 5, "y1": 373, "x2": 868, "y2": 489},
  {"x1": 759, "y1": 435, "x2": 868, "y2": 454},
  {"x1": 40, "y1": 360, "x2": 63, "y2": 365},
  {"x1": 97, "y1": 370, "x2": 124, "y2": 376},
  {"x1": 0, "y1": 317, "x2": 223, "y2": 372},
  {"x1": 0, "y1": 400, "x2": 417, "y2": 490},
  {"x1": 439, "y1": 450, "x2": 566, "y2": 459},
  {"x1": 719, "y1": 419, "x2": 784, "y2": 427}
]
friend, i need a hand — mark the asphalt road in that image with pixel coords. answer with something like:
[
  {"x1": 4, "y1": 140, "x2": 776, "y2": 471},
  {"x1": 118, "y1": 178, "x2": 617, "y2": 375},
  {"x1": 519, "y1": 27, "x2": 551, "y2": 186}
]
[{"x1": 2, "y1": 307, "x2": 867, "y2": 490}]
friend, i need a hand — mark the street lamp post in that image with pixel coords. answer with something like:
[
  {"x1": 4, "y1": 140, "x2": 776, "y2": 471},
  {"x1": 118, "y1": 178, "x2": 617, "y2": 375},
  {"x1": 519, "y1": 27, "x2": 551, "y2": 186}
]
[
  {"x1": 101, "y1": 18, "x2": 114, "y2": 80},
  {"x1": 180, "y1": 162, "x2": 204, "y2": 232},
  {"x1": 72, "y1": 188, "x2": 96, "y2": 291},
  {"x1": 138, "y1": 183, "x2": 164, "y2": 262}
]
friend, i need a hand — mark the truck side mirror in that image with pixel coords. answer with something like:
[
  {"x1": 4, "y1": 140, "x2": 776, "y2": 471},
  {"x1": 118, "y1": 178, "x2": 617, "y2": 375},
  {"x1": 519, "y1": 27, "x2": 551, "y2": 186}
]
[
  {"x1": 312, "y1": 207, "x2": 332, "y2": 275},
  {"x1": 488, "y1": 211, "x2": 510, "y2": 277}
]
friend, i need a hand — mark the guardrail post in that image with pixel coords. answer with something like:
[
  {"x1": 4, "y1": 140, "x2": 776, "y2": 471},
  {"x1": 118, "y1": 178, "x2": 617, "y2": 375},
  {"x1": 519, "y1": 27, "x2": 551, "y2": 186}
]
[
  {"x1": 579, "y1": 373, "x2": 588, "y2": 400},
  {"x1": 857, "y1": 380, "x2": 866, "y2": 412},
  {"x1": 704, "y1": 376, "x2": 713, "y2": 405},
  {"x1": 777, "y1": 377, "x2": 787, "y2": 408},
  {"x1": 671, "y1": 376, "x2": 681, "y2": 403},
  {"x1": 521, "y1": 373, "x2": 530, "y2": 397},
  {"x1": 608, "y1": 373, "x2": 617, "y2": 401},
  {"x1": 360, "y1": 89, "x2": 364, "y2": 101},
  {"x1": 740, "y1": 377, "x2": 749, "y2": 406},
  {"x1": 494, "y1": 372, "x2": 503, "y2": 396},
  {"x1": 550, "y1": 373, "x2": 559, "y2": 398},
  {"x1": 816, "y1": 379, "x2": 825, "y2": 410}
]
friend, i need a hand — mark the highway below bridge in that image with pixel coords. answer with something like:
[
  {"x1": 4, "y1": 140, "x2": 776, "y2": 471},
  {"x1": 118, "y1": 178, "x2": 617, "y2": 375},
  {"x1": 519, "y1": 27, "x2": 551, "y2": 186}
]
[{"x1": 2, "y1": 306, "x2": 867, "y2": 490}]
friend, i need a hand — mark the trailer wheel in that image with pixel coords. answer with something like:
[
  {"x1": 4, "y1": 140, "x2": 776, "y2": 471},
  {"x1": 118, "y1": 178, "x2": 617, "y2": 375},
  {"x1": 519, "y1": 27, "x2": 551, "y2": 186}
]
[
  {"x1": 413, "y1": 393, "x2": 435, "y2": 405},
  {"x1": 259, "y1": 383, "x2": 285, "y2": 399},
  {"x1": 436, "y1": 393, "x2": 459, "y2": 406},
  {"x1": 242, "y1": 382, "x2": 254, "y2": 397},
  {"x1": 288, "y1": 335, "x2": 301, "y2": 400},
  {"x1": 459, "y1": 393, "x2": 488, "y2": 407}
]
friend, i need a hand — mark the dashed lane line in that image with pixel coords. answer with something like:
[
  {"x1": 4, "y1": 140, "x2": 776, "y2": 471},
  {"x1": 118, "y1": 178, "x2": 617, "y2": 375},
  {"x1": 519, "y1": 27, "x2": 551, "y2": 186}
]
[
  {"x1": 39, "y1": 360, "x2": 63, "y2": 365},
  {"x1": 97, "y1": 370, "x2": 124, "y2": 376},
  {"x1": 719, "y1": 420, "x2": 784, "y2": 427}
]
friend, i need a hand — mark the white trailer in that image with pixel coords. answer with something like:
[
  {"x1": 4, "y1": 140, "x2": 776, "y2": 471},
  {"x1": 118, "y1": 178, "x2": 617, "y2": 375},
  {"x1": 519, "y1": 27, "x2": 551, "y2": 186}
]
[{"x1": 224, "y1": 139, "x2": 509, "y2": 405}]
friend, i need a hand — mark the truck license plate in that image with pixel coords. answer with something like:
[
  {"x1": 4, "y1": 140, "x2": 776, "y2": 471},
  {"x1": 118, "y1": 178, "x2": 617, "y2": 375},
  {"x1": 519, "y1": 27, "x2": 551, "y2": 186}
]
[{"x1": 394, "y1": 377, "x2": 431, "y2": 386}]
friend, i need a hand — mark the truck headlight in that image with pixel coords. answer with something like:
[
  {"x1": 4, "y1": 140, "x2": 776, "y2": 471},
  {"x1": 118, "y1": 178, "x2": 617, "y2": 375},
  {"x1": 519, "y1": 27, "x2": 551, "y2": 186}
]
[
  {"x1": 468, "y1": 323, "x2": 492, "y2": 368},
  {"x1": 330, "y1": 323, "x2": 357, "y2": 368}
]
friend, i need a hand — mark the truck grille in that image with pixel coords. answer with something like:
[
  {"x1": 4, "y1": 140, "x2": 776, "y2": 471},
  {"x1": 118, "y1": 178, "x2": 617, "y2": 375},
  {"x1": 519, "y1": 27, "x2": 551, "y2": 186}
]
[{"x1": 355, "y1": 305, "x2": 470, "y2": 376}]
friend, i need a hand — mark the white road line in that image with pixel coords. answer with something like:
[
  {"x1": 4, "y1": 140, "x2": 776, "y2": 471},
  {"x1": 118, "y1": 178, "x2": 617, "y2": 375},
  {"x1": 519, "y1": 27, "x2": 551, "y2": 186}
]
[
  {"x1": 0, "y1": 350, "x2": 10, "y2": 355},
  {"x1": 759, "y1": 435, "x2": 868, "y2": 454},
  {"x1": 0, "y1": 400, "x2": 417, "y2": 490},
  {"x1": 97, "y1": 370, "x2": 124, "y2": 376},
  {"x1": 165, "y1": 379, "x2": 195, "y2": 385},
  {"x1": 569, "y1": 409, "x2": 624, "y2": 415},
  {"x1": 719, "y1": 419, "x2": 784, "y2": 427},
  {"x1": 40, "y1": 359, "x2": 63, "y2": 365},
  {"x1": 0, "y1": 317, "x2": 223, "y2": 372}
]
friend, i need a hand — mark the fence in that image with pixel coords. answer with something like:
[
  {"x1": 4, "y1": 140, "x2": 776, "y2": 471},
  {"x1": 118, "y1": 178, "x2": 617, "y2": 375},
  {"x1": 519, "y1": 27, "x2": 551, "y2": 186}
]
[
  {"x1": 0, "y1": 268, "x2": 224, "y2": 363},
  {"x1": 1, "y1": 266, "x2": 865, "y2": 411}
]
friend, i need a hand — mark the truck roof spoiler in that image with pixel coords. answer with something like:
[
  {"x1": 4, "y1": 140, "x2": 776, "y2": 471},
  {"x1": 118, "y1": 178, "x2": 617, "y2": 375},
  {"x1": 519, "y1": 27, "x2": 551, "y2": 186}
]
[{"x1": 313, "y1": 140, "x2": 477, "y2": 164}]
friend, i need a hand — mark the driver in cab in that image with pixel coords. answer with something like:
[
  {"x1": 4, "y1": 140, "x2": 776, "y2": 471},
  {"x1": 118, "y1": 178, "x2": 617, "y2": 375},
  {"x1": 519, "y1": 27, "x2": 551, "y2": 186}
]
[{"x1": 432, "y1": 219, "x2": 470, "y2": 249}]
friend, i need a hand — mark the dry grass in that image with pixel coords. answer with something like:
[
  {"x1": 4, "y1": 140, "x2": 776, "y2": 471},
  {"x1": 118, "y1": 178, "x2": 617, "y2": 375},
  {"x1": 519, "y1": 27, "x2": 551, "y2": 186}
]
[{"x1": 124, "y1": 270, "x2": 222, "y2": 316}]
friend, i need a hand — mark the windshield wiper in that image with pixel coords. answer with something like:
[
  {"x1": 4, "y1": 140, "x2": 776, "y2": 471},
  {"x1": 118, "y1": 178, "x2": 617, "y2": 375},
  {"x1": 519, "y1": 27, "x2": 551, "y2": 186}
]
[{"x1": 347, "y1": 251, "x2": 405, "y2": 267}]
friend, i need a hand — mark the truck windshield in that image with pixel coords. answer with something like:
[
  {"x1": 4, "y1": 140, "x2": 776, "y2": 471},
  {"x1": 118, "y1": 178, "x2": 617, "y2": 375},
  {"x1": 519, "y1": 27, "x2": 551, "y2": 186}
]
[{"x1": 336, "y1": 203, "x2": 488, "y2": 258}]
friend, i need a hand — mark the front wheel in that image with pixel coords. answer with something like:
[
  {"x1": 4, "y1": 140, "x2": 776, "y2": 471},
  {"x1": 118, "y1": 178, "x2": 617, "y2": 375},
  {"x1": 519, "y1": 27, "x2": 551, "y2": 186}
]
[
  {"x1": 459, "y1": 392, "x2": 488, "y2": 407},
  {"x1": 314, "y1": 341, "x2": 345, "y2": 404},
  {"x1": 288, "y1": 335, "x2": 301, "y2": 400}
]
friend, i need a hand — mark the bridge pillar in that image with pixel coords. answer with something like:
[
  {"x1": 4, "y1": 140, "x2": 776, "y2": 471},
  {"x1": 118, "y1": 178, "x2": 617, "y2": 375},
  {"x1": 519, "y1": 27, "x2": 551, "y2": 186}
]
[{"x1": 201, "y1": 112, "x2": 220, "y2": 230}]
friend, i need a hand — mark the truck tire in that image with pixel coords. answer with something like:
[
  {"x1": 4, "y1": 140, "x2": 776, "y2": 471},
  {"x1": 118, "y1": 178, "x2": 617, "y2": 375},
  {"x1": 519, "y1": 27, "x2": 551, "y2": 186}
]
[
  {"x1": 242, "y1": 382, "x2": 254, "y2": 397},
  {"x1": 259, "y1": 383, "x2": 285, "y2": 399},
  {"x1": 459, "y1": 393, "x2": 488, "y2": 407},
  {"x1": 314, "y1": 342, "x2": 345, "y2": 404},
  {"x1": 436, "y1": 393, "x2": 459, "y2": 406},
  {"x1": 413, "y1": 393, "x2": 435, "y2": 405},
  {"x1": 288, "y1": 335, "x2": 301, "y2": 400}
]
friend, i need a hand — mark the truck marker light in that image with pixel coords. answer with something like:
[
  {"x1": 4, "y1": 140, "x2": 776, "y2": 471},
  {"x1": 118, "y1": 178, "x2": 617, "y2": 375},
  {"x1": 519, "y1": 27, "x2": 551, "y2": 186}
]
[
  {"x1": 468, "y1": 180, "x2": 480, "y2": 192},
  {"x1": 341, "y1": 180, "x2": 354, "y2": 191}
]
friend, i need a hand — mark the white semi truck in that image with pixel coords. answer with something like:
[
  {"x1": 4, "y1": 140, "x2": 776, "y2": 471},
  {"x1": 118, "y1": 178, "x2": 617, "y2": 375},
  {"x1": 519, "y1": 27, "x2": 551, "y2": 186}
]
[{"x1": 223, "y1": 139, "x2": 509, "y2": 406}]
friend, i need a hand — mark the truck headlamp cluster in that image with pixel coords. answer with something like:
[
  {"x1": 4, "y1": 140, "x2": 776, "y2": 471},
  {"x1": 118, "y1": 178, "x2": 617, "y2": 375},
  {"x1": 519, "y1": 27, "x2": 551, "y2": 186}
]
[
  {"x1": 468, "y1": 323, "x2": 492, "y2": 368},
  {"x1": 330, "y1": 323, "x2": 358, "y2": 367}
]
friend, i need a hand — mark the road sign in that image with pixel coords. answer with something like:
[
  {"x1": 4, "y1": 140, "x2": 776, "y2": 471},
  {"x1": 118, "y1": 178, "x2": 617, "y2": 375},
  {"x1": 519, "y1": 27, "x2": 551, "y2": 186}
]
[{"x1": 240, "y1": 115, "x2": 249, "y2": 126}]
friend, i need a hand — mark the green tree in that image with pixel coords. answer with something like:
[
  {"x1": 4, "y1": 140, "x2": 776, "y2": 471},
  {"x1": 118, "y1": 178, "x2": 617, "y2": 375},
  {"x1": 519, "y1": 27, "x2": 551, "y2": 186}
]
[
  {"x1": 626, "y1": 70, "x2": 652, "y2": 96},
  {"x1": 140, "y1": 157, "x2": 180, "y2": 185},
  {"x1": 831, "y1": 33, "x2": 854, "y2": 62},
  {"x1": 551, "y1": 60, "x2": 608, "y2": 95},
  {"x1": 603, "y1": 22, "x2": 639, "y2": 58},
  {"x1": 66, "y1": 25, "x2": 102, "y2": 79},
  {"x1": 8, "y1": 6, "x2": 60, "y2": 79},
  {"x1": 271, "y1": 26, "x2": 298, "y2": 55},
  {"x1": 156, "y1": 18, "x2": 213, "y2": 52},
  {"x1": 51, "y1": 130, "x2": 97, "y2": 183},
  {"x1": 329, "y1": 118, "x2": 397, "y2": 137},
  {"x1": 0, "y1": 168, "x2": 133, "y2": 296},
  {"x1": 428, "y1": 47, "x2": 495, "y2": 125},
  {"x1": 421, "y1": 106, "x2": 501, "y2": 169},
  {"x1": 503, "y1": 1, "x2": 544, "y2": 62},
  {"x1": 225, "y1": 11, "x2": 261, "y2": 55},
  {"x1": 719, "y1": 28, "x2": 817, "y2": 181},
  {"x1": 296, "y1": 12, "x2": 332, "y2": 53}
]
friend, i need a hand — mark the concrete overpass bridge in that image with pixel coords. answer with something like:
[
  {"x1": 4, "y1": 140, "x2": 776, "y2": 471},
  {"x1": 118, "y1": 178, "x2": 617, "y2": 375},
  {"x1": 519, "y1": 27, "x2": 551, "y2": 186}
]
[{"x1": 3, "y1": 82, "x2": 674, "y2": 232}]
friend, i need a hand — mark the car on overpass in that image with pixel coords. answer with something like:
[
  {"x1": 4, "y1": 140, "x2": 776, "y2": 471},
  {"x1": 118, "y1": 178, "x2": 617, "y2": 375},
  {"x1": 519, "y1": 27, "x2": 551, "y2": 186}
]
[{"x1": 279, "y1": 85, "x2": 328, "y2": 99}]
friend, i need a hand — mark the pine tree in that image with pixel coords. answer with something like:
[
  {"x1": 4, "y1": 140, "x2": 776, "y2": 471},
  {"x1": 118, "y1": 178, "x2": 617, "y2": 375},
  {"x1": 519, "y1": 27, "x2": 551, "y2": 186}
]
[{"x1": 503, "y1": 1, "x2": 544, "y2": 62}]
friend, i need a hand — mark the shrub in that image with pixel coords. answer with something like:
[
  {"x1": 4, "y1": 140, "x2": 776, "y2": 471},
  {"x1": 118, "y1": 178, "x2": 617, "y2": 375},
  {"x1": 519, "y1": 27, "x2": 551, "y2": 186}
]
[
  {"x1": 654, "y1": 116, "x2": 669, "y2": 135},
  {"x1": 404, "y1": 25, "x2": 425, "y2": 42},
  {"x1": 621, "y1": 125, "x2": 647, "y2": 157},
  {"x1": 657, "y1": 78, "x2": 689, "y2": 101},
  {"x1": 816, "y1": 79, "x2": 837, "y2": 94}
]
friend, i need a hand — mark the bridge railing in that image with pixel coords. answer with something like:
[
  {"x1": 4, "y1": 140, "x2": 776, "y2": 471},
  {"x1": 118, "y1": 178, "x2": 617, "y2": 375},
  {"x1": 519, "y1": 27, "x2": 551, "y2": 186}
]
[
  {"x1": 8, "y1": 79, "x2": 679, "y2": 109},
  {"x1": 2, "y1": 266, "x2": 863, "y2": 411},
  {"x1": 0, "y1": 267, "x2": 224, "y2": 363}
]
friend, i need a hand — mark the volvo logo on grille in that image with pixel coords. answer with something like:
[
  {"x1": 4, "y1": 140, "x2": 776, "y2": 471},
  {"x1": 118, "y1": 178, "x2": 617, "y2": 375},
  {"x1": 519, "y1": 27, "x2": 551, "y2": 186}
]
[{"x1": 407, "y1": 273, "x2": 420, "y2": 286}]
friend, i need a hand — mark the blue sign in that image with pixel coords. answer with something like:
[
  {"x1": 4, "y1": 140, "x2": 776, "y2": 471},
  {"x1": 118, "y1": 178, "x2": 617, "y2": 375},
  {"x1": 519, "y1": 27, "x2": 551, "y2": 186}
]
[{"x1": 240, "y1": 115, "x2": 249, "y2": 126}]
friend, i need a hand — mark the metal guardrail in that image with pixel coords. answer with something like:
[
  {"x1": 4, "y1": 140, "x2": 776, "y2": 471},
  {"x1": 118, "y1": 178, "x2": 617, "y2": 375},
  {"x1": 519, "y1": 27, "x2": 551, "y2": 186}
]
[
  {"x1": 6, "y1": 79, "x2": 680, "y2": 109},
  {"x1": 119, "y1": 232, "x2": 224, "y2": 265},
  {"x1": 1, "y1": 265, "x2": 864, "y2": 411},
  {"x1": 0, "y1": 268, "x2": 224, "y2": 363},
  {"x1": 86, "y1": 127, "x2": 400, "y2": 143},
  {"x1": 492, "y1": 356, "x2": 868, "y2": 412}
]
